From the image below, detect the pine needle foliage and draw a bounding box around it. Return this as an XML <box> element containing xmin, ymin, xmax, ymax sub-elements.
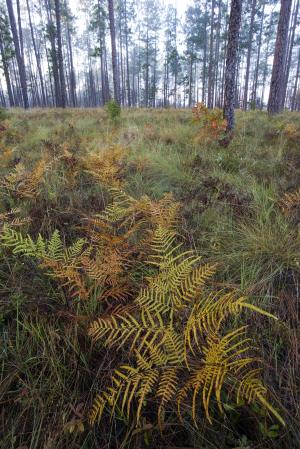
<box><xmin>89</xmin><ymin>226</ymin><xmax>284</xmax><ymax>429</ymax></box>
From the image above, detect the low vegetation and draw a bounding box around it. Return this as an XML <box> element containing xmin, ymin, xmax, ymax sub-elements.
<box><xmin>0</xmin><ymin>107</ymin><xmax>299</xmax><ymax>449</ymax></box>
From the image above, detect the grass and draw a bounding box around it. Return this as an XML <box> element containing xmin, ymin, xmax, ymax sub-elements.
<box><xmin>0</xmin><ymin>107</ymin><xmax>299</xmax><ymax>448</ymax></box>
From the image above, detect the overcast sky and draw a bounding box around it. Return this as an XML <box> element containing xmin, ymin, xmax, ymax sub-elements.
<box><xmin>69</xmin><ymin>0</ymin><xmax>192</xmax><ymax>25</ymax></box>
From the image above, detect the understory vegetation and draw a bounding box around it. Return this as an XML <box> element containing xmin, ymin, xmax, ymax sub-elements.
<box><xmin>0</xmin><ymin>107</ymin><xmax>299</xmax><ymax>449</ymax></box>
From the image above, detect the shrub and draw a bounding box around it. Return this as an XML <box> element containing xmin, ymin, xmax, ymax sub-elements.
<box><xmin>0</xmin><ymin>107</ymin><xmax>8</xmax><ymax>121</ymax></box>
<box><xmin>192</xmin><ymin>102</ymin><xmax>227</xmax><ymax>143</ymax></box>
<box><xmin>106</xmin><ymin>100</ymin><xmax>121</xmax><ymax>121</ymax></box>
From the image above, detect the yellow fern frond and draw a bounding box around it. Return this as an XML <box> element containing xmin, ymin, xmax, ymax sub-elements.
<box><xmin>185</xmin><ymin>291</ymin><xmax>277</xmax><ymax>356</ymax></box>
<box><xmin>179</xmin><ymin>327</ymin><xmax>253</xmax><ymax>423</ymax></box>
<box><xmin>157</xmin><ymin>368</ymin><xmax>179</xmax><ymax>431</ymax></box>
<box><xmin>88</xmin><ymin>306</ymin><xmax>165</xmax><ymax>353</ymax></box>
<box><xmin>279</xmin><ymin>188</ymin><xmax>300</xmax><ymax>215</ymax></box>
<box><xmin>0</xmin><ymin>160</ymin><xmax>46</xmax><ymax>199</ymax></box>
<box><xmin>236</xmin><ymin>368</ymin><xmax>285</xmax><ymax>426</ymax></box>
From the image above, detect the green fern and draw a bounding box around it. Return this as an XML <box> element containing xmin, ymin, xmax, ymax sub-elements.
<box><xmin>1</xmin><ymin>227</ymin><xmax>90</xmax><ymax>299</ymax></box>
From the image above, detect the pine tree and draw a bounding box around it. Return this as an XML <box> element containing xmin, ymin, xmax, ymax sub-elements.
<box><xmin>267</xmin><ymin>0</ymin><xmax>292</xmax><ymax>115</ymax></box>
<box><xmin>223</xmin><ymin>0</ymin><xmax>242</xmax><ymax>132</ymax></box>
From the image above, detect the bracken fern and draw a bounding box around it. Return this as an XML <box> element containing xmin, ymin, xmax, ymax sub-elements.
<box><xmin>88</xmin><ymin>226</ymin><xmax>284</xmax><ymax>429</ymax></box>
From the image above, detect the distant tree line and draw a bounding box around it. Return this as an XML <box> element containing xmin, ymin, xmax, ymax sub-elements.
<box><xmin>0</xmin><ymin>0</ymin><xmax>299</xmax><ymax>114</ymax></box>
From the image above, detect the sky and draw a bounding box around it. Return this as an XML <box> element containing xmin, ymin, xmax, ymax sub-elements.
<box><xmin>69</xmin><ymin>0</ymin><xmax>192</xmax><ymax>26</ymax></box>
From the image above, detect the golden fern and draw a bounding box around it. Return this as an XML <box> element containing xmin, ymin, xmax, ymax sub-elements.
<box><xmin>84</xmin><ymin>145</ymin><xmax>127</xmax><ymax>188</ymax></box>
<box><xmin>1</xmin><ymin>227</ymin><xmax>90</xmax><ymax>299</ymax></box>
<box><xmin>0</xmin><ymin>208</ymin><xmax>31</xmax><ymax>229</ymax></box>
<box><xmin>279</xmin><ymin>188</ymin><xmax>300</xmax><ymax>215</ymax></box>
<box><xmin>0</xmin><ymin>160</ymin><xmax>46</xmax><ymax>199</ymax></box>
<box><xmin>89</xmin><ymin>227</ymin><xmax>283</xmax><ymax>428</ymax></box>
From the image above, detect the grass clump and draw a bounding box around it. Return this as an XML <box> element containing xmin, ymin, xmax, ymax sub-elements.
<box><xmin>0</xmin><ymin>107</ymin><xmax>300</xmax><ymax>449</ymax></box>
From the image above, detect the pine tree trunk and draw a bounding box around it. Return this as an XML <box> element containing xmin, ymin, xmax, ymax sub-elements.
<box><xmin>26</xmin><ymin>0</ymin><xmax>46</xmax><ymax>106</ymax></box>
<box><xmin>188</xmin><ymin>52</ymin><xmax>193</xmax><ymax>108</ymax></box>
<box><xmin>108</xmin><ymin>0</ymin><xmax>120</xmax><ymax>104</ymax></box>
<box><xmin>66</xmin><ymin>22</ymin><xmax>76</xmax><ymax>107</ymax></box>
<box><xmin>243</xmin><ymin>0</ymin><xmax>256</xmax><ymax>110</ymax></box>
<box><xmin>6</xmin><ymin>0</ymin><xmax>29</xmax><ymax>108</ymax></box>
<box><xmin>267</xmin><ymin>0</ymin><xmax>292</xmax><ymax>115</ymax></box>
<box><xmin>223</xmin><ymin>0</ymin><xmax>242</xmax><ymax>132</ymax></box>
<box><xmin>207</xmin><ymin>0</ymin><xmax>216</xmax><ymax>108</ymax></box>
<box><xmin>124</xmin><ymin>0</ymin><xmax>131</xmax><ymax>107</ymax></box>
<box><xmin>145</xmin><ymin>28</ymin><xmax>149</xmax><ymax>107</ymax></box>
<box><xmin>291</xmin><ymin>48</ymin><xmax>300</xmax><ymax>111</ymax></box>
<box><xmin>251</xmin><ymin>0</ymin><xmax>265</xmax><ymax>107</ymax></box>
<box><xmin>54</xmin><ymin>0</ymin><xmax>66</xmax><ymax>107</ymax></box>
<box><xmin>0</xmin><ymin>39</ymin><xmax>15</xmax><ymax>106</ymax></box>
<box><xmin>282</xmin><ymin>0</ymin><xmax>299</xmax><ymax>109</ymax></box>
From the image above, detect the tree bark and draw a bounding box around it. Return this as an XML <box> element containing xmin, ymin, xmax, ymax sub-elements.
<box><xmin>207</xmin><ymin>0</ymin><xmax>216</xmax><ymax>108</ymax></box>
<box><xmin>267</xmin><ymin>0</ymin><xmax>292</xmax><ymax>115</ymax></box>
<box><xmin>223</xmin><ymin>0</ymin><xmax>242</xmax><ymax>132</ymax></box>
<box><xmin>243</xmin><ymin>0</ymin><xmax>257</xmax><ymax>110</ymax></box>
<box><xmin>251</xmin><ymin>0</ymin><xmax>265</xmax><ymax>107</ymax></box>
<box><xmin>108</xmin><ymin>0</ymin><xmax>120</xmax><ymax>104</ymax></box>
<box><xmin>26</xmin><ymin>0</ymin><xmax>46</xmax><ymax>106</ymax></box>
<box><xmin>54</xmin><ymin>0</ymin><xmax>66</xmax><ymax>107</ymax></box>
<box><xmin>282</xmin><ymin>0</ymin><xmax>299</xmax><ymax>108</ymax></box>
<box><xmin>124</xmin><ymin>0</ymin><xmax>131</xmax><ymax>106</ymax></box>
<box><xmin>291</xmin><ymin>48</ymin><xmax>300</xmax><ymax>111</ymax></box>
<box><xmin>6</xmin><ymin>0</ymin><xmax>29</xmax><ymax>108</ymax></box>
<box><xmin>0</xmin><ymin>39</ymin><xmax>15</xmax><ymax>106</ymax></box>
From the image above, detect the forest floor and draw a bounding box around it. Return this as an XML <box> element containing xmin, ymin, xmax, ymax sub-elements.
<box><xmin>0</xmin><ymin>107</ymin><xmax>299</xmax><ymax>449</ymax></box>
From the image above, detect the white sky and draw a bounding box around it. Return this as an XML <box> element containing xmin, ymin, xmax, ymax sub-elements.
<box><xmin>68</xmin><ymin>0</ymin><xmax>192</xmax><ymax>26</ymax></box>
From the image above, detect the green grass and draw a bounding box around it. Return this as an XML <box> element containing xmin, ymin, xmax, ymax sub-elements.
<box><xmin>0</xmin><ymin>107</ymin><xmax>300</xmax><ymax>448</ymax></box>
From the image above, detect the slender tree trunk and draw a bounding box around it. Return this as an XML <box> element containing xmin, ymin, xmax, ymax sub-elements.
<box><xmin>267</xmin><ymin>0</ymin><xmax>292</xmax><ymax>115</ymax></box>
<box><xmin>282</xmin><ymin>0</ymin><xmax>299</xmax><ymax>108</ymax></box>
<box><xmin>0</xmin><ymin>39</ymin><xmax>15</xmax><ymax>106</ymax></box>
<box><xmin>145</xmin><ymin>28</ymin><xmax>149</xmax><ymax>107</ymax></box>
<box><xmin>202</xmin><ymin>2</ymin><xmax>208</xmax><ymax>103</ymax></box>
<box><xmin>108</xmin><ymin>0</ymin><xmax>120</xmax><ymax>104</ymax></box>
<box><xmin>223</xmin><ymin>0</ymin><xmax>242</xmax><ymax>132</ymax></box>
<box><xmin>243</xmin><ymin>0</ymin><xmax>257</xmax><ymax>110</ymax></box>
<box><xmin>45</xmin><ymin>0</ymin><xmax>60</xmax><ymax>106</ymax></box>
<box><xmin>214</xmin><ymin>0</ymin><xmax>222</xmax><ymax>107</ymax></box>
<box><xmin>188</xmin><ymin>52</ymin><xmax>193</xmax><ymax>108</ymax></box>
<box><xmin>66</xmin><ymin>22</ymin><xmax>76</xmax><ymax>107</ymax></box>
<box><xmin>16</xmin><ymin>0</ymin><xmax>24</xmax><ymax>60</ymax></box>
<box><xmin>251</xmin><ymin>0</ymin><xmax>265</xmax><ymax>107</ymax></box>
<box><xmin>291</xmin><ymin>48</ymin><xmax>300</xmax><ymax>111</ymax></box>
<box><xmin>124</xmin><ymin>0</ymin><xmax>131</xmax><ymax>107</ymax></box>
<box><xmin>6</xmin><ymin>0</ymin><xmax>29</xmax><ymax>108</ymax></box>
<box><xmin>54</xmin><ymin>0</ymin><xmax>66</xmax><ymax>107</ymax></box>
<box><xmin>207</xmin><ymin>0</ymin><xmax>216</xmax><ymax>108</ymax></box>
<box><xmin>26</xmin><ymin>0</ymin><xmax>46</xmax><ymax>106</ymax></box>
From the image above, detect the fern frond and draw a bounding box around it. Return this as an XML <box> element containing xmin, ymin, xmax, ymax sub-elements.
<box><xmin>64</xmin><ymin>238</ymin><xmax>87</xmax><ymax>262</ymax></box>
<box><xmin>1</xmin><ymin>226</ymin><xmax>39</xmax><ymax>257</ymax></box>
<box><xmin>237</xmin><ymin>369</ymin><xmax>285</xmax><ymax>426</ymax></box>
<box><xmin>1</xmin><ymin>227</ymin><xmax>89</xmax><ymax>299</ymax></box>
<box><xmin>47</xmin><ymin>230</ymin><xmax>64</xmax><ymax>261</ymax></box>
<box><xmin>0</xmin><ymin>160</ymin><xmax>46</xmax><ymax>198</ymax></box>
<box><xmin>185</xmin><ymin>291</ymin><xmax>277</xmax><ymax>355</ymax></box>
<box><xmin>88</xmin><ymin>306</ymin><xmax>166</xmax><ymax>353</ymax></box>
<box><xmin>136</xmin><ymin>287</ymin><xmax>170</xmax><ymax>314</ymax></box>
<box><xmin>157</xmin><ymin>368</ymin><xmax>179</xmax><ymax>431</ymax></box>
<box><xmin>279</xmin><ymin>188</ymin><xmax>300</xmax><ymax>214</ymax></box>
<box><xmin>179</xmin><ymin>327</ymin><xmax>253</xmax><ymax>423</ymax></box>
